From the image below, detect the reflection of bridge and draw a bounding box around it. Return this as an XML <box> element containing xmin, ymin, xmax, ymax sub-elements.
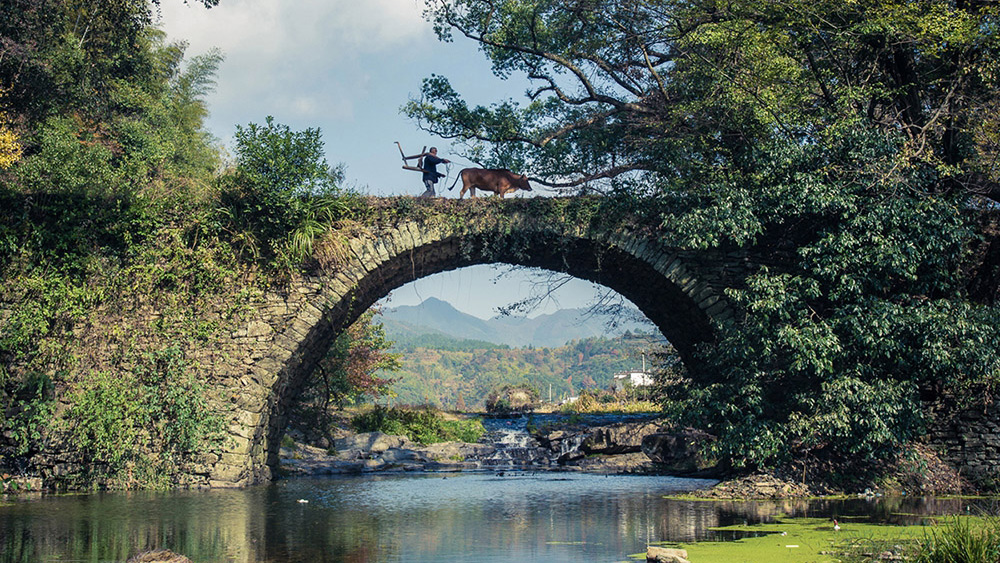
<box><xmin>209</xmin><ymin>197</ymin><xmax>768</xmax><ymax>486</ymax></box>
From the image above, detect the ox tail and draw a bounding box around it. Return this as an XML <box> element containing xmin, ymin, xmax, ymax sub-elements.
<box><xmin>447</xmin><ymin>169</ymin><xmax>463</xmax><ymax>191</ymax></box>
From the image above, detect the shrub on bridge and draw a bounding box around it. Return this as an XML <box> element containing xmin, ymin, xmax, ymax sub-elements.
<box><xmin>217</xmin><ymin>116</ymin><xmax>358</xmax><ymax>269</ymax></box>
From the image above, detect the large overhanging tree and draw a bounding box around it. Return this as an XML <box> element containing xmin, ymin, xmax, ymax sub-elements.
<box><xmin>409</xmin><ymin>0</ymin><xmax>1000</xmax><ymax>474</ymax></box>
<box><xmin>409</xmin><ymin>0</ymin><xmax>1000</xmax><ymax>197</ymax></box>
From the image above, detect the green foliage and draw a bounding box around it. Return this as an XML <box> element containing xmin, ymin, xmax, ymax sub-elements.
<box><xmin>232</xmin><ymin>116</ymin><xmax>341</xmax><ymax>197</ymax></box>
<box><xmin>415</xmin><ymin>0</ymin><xmax>1000</xmax><ymax>472</ymax></box>
<box><xmin>218</xmin><ymin>116</ymin><xmax>355</xmax><ymax>265</ymax></box>
<box><xmin>661</xmin><ymin>131</ymin><xmax>1000</xmax><ymax>470</ymax></box>
<box><xmin>351</xmin><ymin>405</ymin><xmax>485</xmax><ymax>445</ymax></box>
<box><xmin>0</xmin><ymin>14</ymin><xmax>236</xmax><ymax>482</ymax></box>
<box><xmin>386</xmin><ymin>334</ymin><xmax>661</xmax><ymax>409</ymax></box>
<box><xmin>66</xmin><ymin>347</ymin><xmax>223</xmax><ymax>488</ymax></box>
<box><xmin>0</xmin><ymin>372</ymin><xmax>54</xmax><ymax>457</ymax></box>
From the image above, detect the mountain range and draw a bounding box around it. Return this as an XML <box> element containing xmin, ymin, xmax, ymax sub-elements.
<box><xmin>380</xmin><ymin>297</ymin><xmax>653</xmax><ymax>348</ymax></box>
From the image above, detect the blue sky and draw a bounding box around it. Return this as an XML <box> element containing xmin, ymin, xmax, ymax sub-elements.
<box><xmin>156</xmin><ymin>0</ymin><xmax>628</xmax><ymax>320</ymax></box>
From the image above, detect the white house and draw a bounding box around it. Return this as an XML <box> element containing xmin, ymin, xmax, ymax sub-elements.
<box><xmin>611</xmin><ymin>371</ymin><xmax>654</xmax><ymax>392</ymax></box>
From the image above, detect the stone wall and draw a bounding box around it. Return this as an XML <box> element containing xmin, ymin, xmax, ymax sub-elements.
<box><xmin>925</xmin><ymin>395</ymin><xmax>1000</xmax><ymax>488</ymax></box>
<box><xmin>196</xmin><ymin>203</ymin><xmax>745</xmax><ymax>487</ymax></box>
<box><xmin>19</xmin><ymin>198</ymin><xmax>750</xmax><ymax>488</ymax></box>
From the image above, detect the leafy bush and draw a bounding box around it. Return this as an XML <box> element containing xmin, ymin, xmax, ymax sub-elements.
<box><xmin>351</xmin><ymin>405</ymin><xmax>485</xmax><ymax>445</ymax></box>
<box><xmin>485</xmin><ymin>385</ymin><xmax>540</xmax><ymax>414</ymax></box>
<box><xmin>66</xmin><ymin>347</ymin><xmax>223</xmax><ymax>488</ymax></box>
<box><xmin>218</xmin><ymin>116</ymin><xmax>355</xmax><ymax>267</ymax></box>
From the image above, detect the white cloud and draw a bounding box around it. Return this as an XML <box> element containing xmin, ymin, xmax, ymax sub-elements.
<box><xmin>157</xmin><ymin>0</ymin><xmax>431</xmax><ymax>60</ymax></box>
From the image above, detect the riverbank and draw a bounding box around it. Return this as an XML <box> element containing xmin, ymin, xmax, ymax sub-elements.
<box><xmin>279</xmin><ymin>413</ymin><xmax>680</xmax><ymax>476</ymax></box>
<box><xmin>281</xmin><ymin>411</ymin><xmax>979</xmax><ymax>501</ymax></box>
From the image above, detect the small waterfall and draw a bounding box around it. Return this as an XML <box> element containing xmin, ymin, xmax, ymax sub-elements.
<box><xmin>557</xmin><ymin>432</ymin><xmax>588</xmax><ymax>463</ymax></box>
<box><xmin>477</xmin><ymin>421</ymin><xmax>546</xmax><ymax>468</ymax></box>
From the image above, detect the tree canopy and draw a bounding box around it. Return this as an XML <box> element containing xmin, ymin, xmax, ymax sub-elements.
<box><xmin>410</xmin><ymin>0</ymin><xmax>1000</xmax><ymax>473</ymax></box>
<box><xmin>409</xmin><ymin>0</ymin><xmax>1000</xmax><ymax>198</ymax></box>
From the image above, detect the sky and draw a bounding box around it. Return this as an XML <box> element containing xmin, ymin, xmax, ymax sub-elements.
<box><xmin>155</xmin><ymin>0</ymin><xmax>627</xmax><ymax>320</ymax></box>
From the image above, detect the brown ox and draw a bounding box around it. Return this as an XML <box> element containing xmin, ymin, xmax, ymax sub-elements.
<box><xmin>448</xmin><ymin>168</ymin><xmax>532</xmax><ymax>199</ymax></box>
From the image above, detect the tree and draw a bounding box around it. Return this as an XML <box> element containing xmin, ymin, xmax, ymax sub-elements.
<box><xmin>411</xmin><ymin>0</ymin><xmax>1000</xmax><ymax>473</ymax></box>
<box><xmin>410</xmin><ymin>0</ymin><xmax>1000</xmax><ymax>198</ymax></box>
<box><xmin>220</xmin><ymin>116</ymin><xmax>350</xmax><ymax>263</ymax></box>
<box><xmin>290</xmin><ymin>310</ymin><xmax>401</xmax><ymax>442</ymax></box>
<box><xmin>317</xmin><ymin>310</ymin><xmax>401</xmax><ymax>407</ymax></box>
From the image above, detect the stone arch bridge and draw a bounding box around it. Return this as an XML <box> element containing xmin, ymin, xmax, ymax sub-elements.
<box><xmin>204</xmin><ymin>197</ymin><xmax>760</xmax><ymax>486</ymax></box>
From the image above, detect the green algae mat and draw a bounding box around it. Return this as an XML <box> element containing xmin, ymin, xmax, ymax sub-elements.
<box><xmin>631</xmin><ymin>516</ymin><xmax>947</xmax><ymax>562</ymax></box>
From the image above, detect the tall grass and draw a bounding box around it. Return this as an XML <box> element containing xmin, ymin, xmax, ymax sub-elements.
<box><xmin>840</xmin><ymin>516</ymin><xmax>1000</xmax><ymax>563</ymax></box>
<box><xmin>915</xmin><ymin>516</ymin><xmax>1000</xmax><ymax>563</ymax></box>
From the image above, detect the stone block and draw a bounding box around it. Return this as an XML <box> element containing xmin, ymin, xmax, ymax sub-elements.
<box><xmin>210</xmin><ymin>462</ymin><xmax>245</xmax><ymax>483</ymax></box>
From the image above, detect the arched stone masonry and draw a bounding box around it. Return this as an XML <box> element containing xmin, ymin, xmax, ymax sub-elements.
<box><xmin>206</xmin><ymin>207</ymin><xmax>742</xmax><ymax>486</ymax></box>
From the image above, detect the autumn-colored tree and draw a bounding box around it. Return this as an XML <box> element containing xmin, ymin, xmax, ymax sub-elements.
<box><xmin>0</xmin><ymin>105</ymin><xmax>21</xmax><ymax>169</ymax></box>
<box><xmin>313</xmin><ymin>310</ymin><xmax>401</xmax><ymax>409</ymax></box>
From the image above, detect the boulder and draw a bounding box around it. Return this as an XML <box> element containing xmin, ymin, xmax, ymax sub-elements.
<box><xmin>333</xmin><ymin>432</ymin><xmax>411</xmax><ymax>454</ymax></box>
<box><xmin>582</xmin><ymin>421</ymin><xmax>664</xmax><ymax>455</ymax></box>
<box><xmin>641</xmin><ymin>428</ymin><xmax>717</xmax><ymax>474</ymax></box>
<box><xmin>646</xmin><ymin>546</ymin><xmax>690</xmax><ymax>563</ymax></box>
<box><xmin>379</xmin><ymin>448</ymin><xmax>428</xmax><ymax>464</ymax></box>
<box><xmin>416</xmin><ymin>441</ymin><xmax>496</xmax><ymax>461</ymax></box>
<box><xmin>568</xmin><ymin>452</ymin><xmax>654</xmax><ymax>473</ymax></box>
<box><xmin>694</xmin><ymin>473</ymin><xmax>811</xmax><ymax>499</ymax></box>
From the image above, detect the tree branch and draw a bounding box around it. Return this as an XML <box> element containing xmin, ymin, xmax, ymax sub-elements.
<box><xmin>528</xmin><ymin>164</ymin><xmax>647</xmax><ymax>188</ymax></box>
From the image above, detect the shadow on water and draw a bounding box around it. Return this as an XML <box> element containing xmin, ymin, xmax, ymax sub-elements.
<box><xmin>0</xmin><ymin>474</ymin><xmax>995</xmax><ymax>562</ymax></box>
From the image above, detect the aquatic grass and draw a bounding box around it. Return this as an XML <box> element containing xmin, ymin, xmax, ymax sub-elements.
<box><xmin>632</xmin><ymin>515</ymin><xmax>1000</xmax><ymax>563</ymax></box>
<box><xmin>911</xmin><ymin>515</ymin><xmax>1000</xmax><ymax>563</ymax></box>
<box><xmin>631</xmin><ymin>517</ymin><xmax>938</xmax><ymax>563</ymax></box>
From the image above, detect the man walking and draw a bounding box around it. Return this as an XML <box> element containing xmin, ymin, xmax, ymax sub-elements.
<box><xmin>419</xmin><ymin>147</ymin><xmax>449</xmax><ymax>197</ymax></box>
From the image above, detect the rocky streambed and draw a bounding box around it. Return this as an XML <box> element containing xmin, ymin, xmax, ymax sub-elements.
<box><xmin>279</xmin><ymin>414</ymin><xmax>719</xmax><ymax>478</ymax></box>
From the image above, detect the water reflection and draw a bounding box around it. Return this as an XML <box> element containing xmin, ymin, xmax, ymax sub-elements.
<box><xmin>0</xmin><ymin>474</ymin><xmax>993</xmax><ymax>563</ymax></box>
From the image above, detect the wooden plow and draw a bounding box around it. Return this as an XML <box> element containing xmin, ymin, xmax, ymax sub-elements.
<box><xmin>395</xmin><ymin>142</ymin><xmax>427</xmax><ymax>173</ymax></box>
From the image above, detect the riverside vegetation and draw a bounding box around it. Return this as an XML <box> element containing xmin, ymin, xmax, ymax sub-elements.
<box><xmin>384</xmin><ymin>330</ymin><xmax>669</xmax><ymax>409</ymax></box>
<box><xmin>1</xmin><ymin>0</ymin><xmax>1000</xmax><ymax>508</ymax></box>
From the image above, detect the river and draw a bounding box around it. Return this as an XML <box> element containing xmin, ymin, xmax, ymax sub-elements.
<box><xmin>1</xmin><ymin>471</ymin><xmax>993</xmax><ymax>562</ymax></box>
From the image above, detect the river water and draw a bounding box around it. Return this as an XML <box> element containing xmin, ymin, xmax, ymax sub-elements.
<box><xmin>1</xmin><ymin>471</ymin><xmax>993</xmax><ymax>563</ymax></box>
<box><xmin>0</xmin><ymin>415</ymin><xmax>991</xmax><ymax>562</ymax></box>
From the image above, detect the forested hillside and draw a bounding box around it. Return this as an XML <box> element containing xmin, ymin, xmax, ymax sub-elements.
<box><xmin>382</xmin><ymin>296</ymin><xmax>652</xmax><ymax>347</ymax></box>
<box><xmin>385</xmin><ymin>332</ymin><xmax>665</xmax><ymax>409</ymax></box>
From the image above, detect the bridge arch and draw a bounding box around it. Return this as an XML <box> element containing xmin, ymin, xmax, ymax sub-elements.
<box><xmin>214</xmin><ymin>202</ymin><xmax>738</xmax><ymax>486</ymax></box>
